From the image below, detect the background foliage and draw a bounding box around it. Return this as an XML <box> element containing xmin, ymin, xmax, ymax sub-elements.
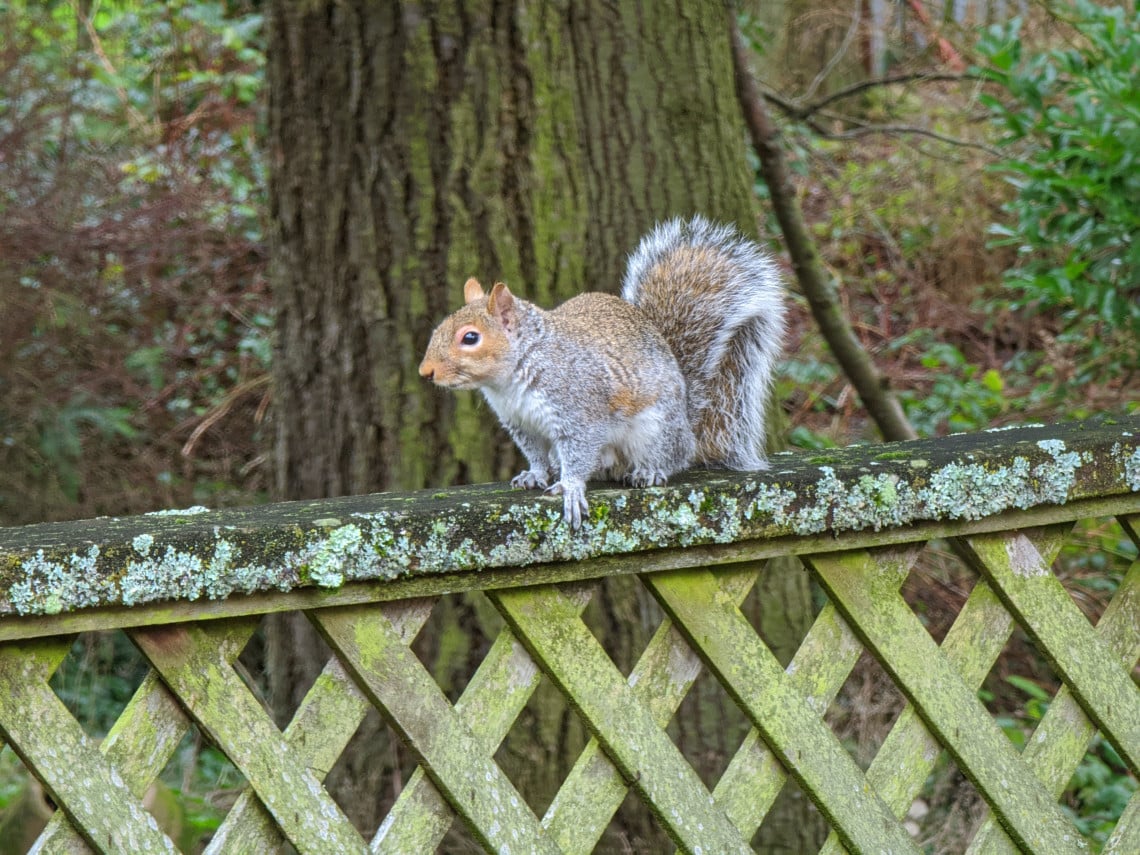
<box><xmin>980</xmin><ymin>0</ymin><xmax>1140</xmax><ymax>391</ymax></box>
<box><xmin>0</xmin><ymin>0</ymin><xmax>268</xmax><ymax>526</ymax></box>
<box><xmin>0</xmin><ymin>0</ymin><xmax>1136</xmax><ymax>850</ymax></box>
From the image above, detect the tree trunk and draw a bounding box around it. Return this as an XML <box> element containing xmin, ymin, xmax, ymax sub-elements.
<box><xmin>265</xmin><ymin>0</ymin><xmax>816</xmax><ymax>846</ymax></box>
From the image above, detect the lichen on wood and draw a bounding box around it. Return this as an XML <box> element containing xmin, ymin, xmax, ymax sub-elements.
<box><xmin>0</xmin><ymin>416</ymin><xmax>1137</xmax><ymax>620</ymax></box>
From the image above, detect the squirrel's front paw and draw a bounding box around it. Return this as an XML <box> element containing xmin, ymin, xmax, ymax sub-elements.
<box><xmin>546</xmin><ymin>479</ymin><xmax>588</xmax><ymax>529</ymax></box>
<box><xmin>511</xmin><ymin>469</ymin><xmax>550</xmax><ymax>490</ymax></box>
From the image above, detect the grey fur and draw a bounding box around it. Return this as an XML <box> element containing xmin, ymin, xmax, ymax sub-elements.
<box><xmin>622</xmin><ymin>215</ymin><xmax>785</xmax><ymax>470</ymax></box>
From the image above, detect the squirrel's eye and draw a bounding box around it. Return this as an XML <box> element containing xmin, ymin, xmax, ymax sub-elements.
<box><xmin>461</xmin><ymin>330</ymin><xmax>480</xmax><ymax>346</ymax></box>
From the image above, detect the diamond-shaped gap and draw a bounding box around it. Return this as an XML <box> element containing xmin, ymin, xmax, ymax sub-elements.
<box><xmin>322</xmin><ymin>704</ymin><xmax>420</xmax><ymax>839</ymax></box>
<box><xmin>908</xmin><ymin>752</ymin><xmax>989</xmax><ymax>852</ymax></box>
<box><xmin>435</xmin><ymin>815</ymin><xmax>489</xmax><ymax>853</ymax></box>
<box><xmin>259</xmin><ymin>610</ymin><xmax>335</xmax><ymax>727</ymax></box>
<box><xmin>1049</xmin><ymin>516</ymin><xmax>1133</xmax><ymax>626</ymax></box>
<box><xmin>665</xmin><ymin>655</ymin><xmax>751</xmax><ymax>793</ymax></box>
<box><xmin>48</xmin><ymin>629</ymin><xmax>150</xmax><ymax>738</ymax></box>
<box><xmin>491</xmin><ymin>657</ymin><xmax>590</xmax><ymax>821</ymax></box>
<box><xmin>900</xmin><ymin>538</ymin><xmax>975</xmax><ymax>645</ymax></box>
<box><xmin>596</xmin><ymin>786</ymin><xmax>677</xmax><ymax>853</ymax></box>
<box><xmin>237</xmin><ymin>611</ymin><xmax>412</xmax><ymax>839</ymax></box>
<box><xmin>971</xmin><ymin>623</ymin><xmax>1127</xmax><ymax>845</ymax></box>
<box><xmin>585</xmin><ymin>574</ymin><xmax>751</xmax><ymax>819</ymax></box>
<box><xmin>579</xmin><ymin>575</ymin><xmax>662</xmax><ymax>678</ymax></box>
<box><xmin>739</xmin><ymin>555</ymin><xmax>811</xmax><ymax>668</ymax></box>
<box><xmin>751</xmin><ymin>774</ymin><xmax>830</xmax><ymax>852</ymax></box>
<box><xmin>1060</xmin><ymin>731</ymin><xmax>1137</xmax><ymax>850</ymax></box>
<box><xmin>843</xmin><ymin>540</ymin><xmax>979</xmax><ymax>766</ymax></box>
<box><xmin>152</xmin><ymin>720</ymin><xmax>247</xmax><ymax>851</ymax></box>
<box><xmin>823</xmin><ymin>646</ymin><xmax>909</xmax><ymax>771</ymax></box>
<box><xmin>973</xmin><ymin>625</ymin><xmax>1126</xmax><ymax>850</ymax></box>
<box><xmin>410</xmin><ymin>590</ymin><xmax>494</xmax><ymax>705</ymax></box>
<box><xmin>978</xmin><ymin>624</ymin><xmax>1063</xmax><ymax>755</ymax></box>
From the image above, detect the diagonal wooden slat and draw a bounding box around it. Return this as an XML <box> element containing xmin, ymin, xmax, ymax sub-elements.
<box><xmin>646</xmin><ymin>567</ymin><xmax>923</xmax><ymax>855</ymax></box>
<box><xmin>1100</xmin><ymin>519</ymin><xmax>1140</xmax><ymax>855</ymax></box>
<box><xmin>707</xmin><ymin>546</ymin><xmax>919</xmax><ymax>843</ymax></box>
<box><xmin>814</xmin><ymin>527</ymin><xmax>1070</xmax><ymax>855</ymax></box>
<box><xmin>1103</xmin><ymin>790</ymin><xmax>1140</xmax><ymax>855</ymax></box>
<box><xmin>967</xmin><ymin>528</ymin><xmax>1140</xmax><ymax>854</ymax></box>
<box><xmin>370</xmin><ymin>594</ymin><xmax>571</xmax><ymax>854</ymax></box>
<box><xmin>808</xmin><ymin>542</ymin><xmax>1088</xmax><ymax>855</ymax></box>
<box><xmin>0</xmin><ymin>639</ymin><xmax>178</xmax><ymax>854</ymax></box>
<box><xmin>370</xmin><ymin>627</ymin><xmax>542</xmax><ymax>853</ymax></box>
<box><xmin>539</xmin><ymin>564</ymin><xmax>760</xmax><ymax>854</ymax></box>
<box><xmin>131</xmin><ymin>622</ymin><xmax>369</xmax><ymax>855</ymax></box>
<box><xmin>32</xmin><ymin>623</ymin><xmax>255</xmax><ymax>855</ymax></box>
<box><xmin>492</xmin><ymin>583</ymin><xmax>757</xmax><ymax>854</ymax></box>
<box><xmin>310</xmin><ymin>603</ymin><xmax>562</xmax><ymax>855</ymax></box>
<box><xmin>958</xmin><ymin>526</ymin><xmax>1140</xmax><ymax>774</ymax></box>
<box><xmin>205</xmin><ymin>600</ymin><xmax>432</xmax><ymax>854</ymax></box>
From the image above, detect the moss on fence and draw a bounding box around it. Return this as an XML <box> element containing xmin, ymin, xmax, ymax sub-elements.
<box><xmin>0</xmin><ymin>416</ymin><xmax>1137</xmax><ymax>622</ymax></box>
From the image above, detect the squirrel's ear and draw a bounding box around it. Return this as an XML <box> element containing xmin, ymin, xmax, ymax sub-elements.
<box><xmin>463</xmin><ymin>277</ymin><xmax>484</xmax><ymax>303</ymax></box>
<box><xmin>487</xmin><ymin>282</ymin><xmax>516</xmax><ymax>327</ymax></box>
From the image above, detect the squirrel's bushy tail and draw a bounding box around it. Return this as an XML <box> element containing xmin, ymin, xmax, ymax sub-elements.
<box><xmin>622</xmin><ymin>215</ymin><xmax>785</xmax><ymax>470</ymax></box>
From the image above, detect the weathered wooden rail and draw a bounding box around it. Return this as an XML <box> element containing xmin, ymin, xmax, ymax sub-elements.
<box><xmin>0</xmin><ymin>416</ymin><xmax>1138</xmax><ymax>853</ymax></box>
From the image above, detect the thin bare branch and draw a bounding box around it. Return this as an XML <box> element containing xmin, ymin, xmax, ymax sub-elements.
<box><xmin>823</xmin><ymin>120</ymin><xmax>1001</xmax><ymax>156</ymax></box>
<box><xmin>69</xmin><ymin>0</ymin><xmax>156</xmax><ymax>136</ymax></box>
<box><xmin>728</xmin><ymin>14</ymin><xmax>918</xmax><ymax>444</ymax></box>
<box><xmin>789</xmin><ymin>72</ymin><xmax>984</xmax><ymax>120</ymax></box>
<box><xmin>804</xmin><ymin>6</ymin><xmax>862</xmax><ymax>103</ymax></box>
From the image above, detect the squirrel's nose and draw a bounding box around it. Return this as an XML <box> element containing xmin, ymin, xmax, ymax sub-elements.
<box><xmin>418</xmin><ymin>360</ymin><xmax>434</xmax><ymax>381</ymax></box>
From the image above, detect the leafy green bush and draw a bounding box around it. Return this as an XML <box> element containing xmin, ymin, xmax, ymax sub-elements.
<box><xmin>978</xmin><ymin>1</ymin><xmax>1140</xmax><ymax>383</ymax></box>
<box><xmin>0</xmin><ymin>1</ymin><xmax>270</xmax><ymax>524</ymax></box>
<box><xmin>889</xmin><ymin>333</ymin><xmax>1008</xmax><ymax>435</ymax></box>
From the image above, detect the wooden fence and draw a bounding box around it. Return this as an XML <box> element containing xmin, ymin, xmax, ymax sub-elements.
<box><xmin>0</xmin><ymin>416</ymin><xmax>1138</xmax><ymax>853</ymax></box>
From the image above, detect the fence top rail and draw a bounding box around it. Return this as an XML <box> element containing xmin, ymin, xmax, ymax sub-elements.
<box><xmin>0</xmin><ymin>416</ymin><xmax>1137</xmax><ymax>637</ymax></box>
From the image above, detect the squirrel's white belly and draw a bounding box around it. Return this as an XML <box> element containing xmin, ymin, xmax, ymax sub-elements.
<box><xmin>483</xmin><ymin>376</ymin><xmax>690</xmax><ymax>483</ymax></box>
<box><xmin>604</xmin><ymin>402</ymin><xmax>675</xmax><ymax>474</ymax></box>
<box><xmin>481</xmin><ymin>383</ymin><xmax>559</xmax><ymax>441</ymax></box>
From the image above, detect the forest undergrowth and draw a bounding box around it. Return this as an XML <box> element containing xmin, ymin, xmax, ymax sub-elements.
<box><xmin>0</xmin><ymin>1</ymin><xmax>1136</xmax><ymax>851</ymax></box>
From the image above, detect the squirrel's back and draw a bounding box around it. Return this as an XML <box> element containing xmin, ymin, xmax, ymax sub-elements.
<box><xmin>622</xmin><ymin>215</ymin><xmax>785</xmax><ymax>470</ymax></box>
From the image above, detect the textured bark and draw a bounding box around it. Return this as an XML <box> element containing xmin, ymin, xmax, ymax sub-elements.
<box><xmin>265</xmin><ymin>0</ymin><xmax>808</xmax><ymax>843</ymax></box>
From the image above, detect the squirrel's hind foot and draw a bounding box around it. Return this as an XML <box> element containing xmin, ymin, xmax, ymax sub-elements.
<box><xmin>627</xmin><ymin>467</ymin><xmax>669</xmax><ymax>488</ymax></box>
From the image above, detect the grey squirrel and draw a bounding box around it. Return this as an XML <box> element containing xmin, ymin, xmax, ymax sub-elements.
<box><xmin>418</xmin><ymin>215</ymin><xmax>786</xmax><ymax>528</ymax></box>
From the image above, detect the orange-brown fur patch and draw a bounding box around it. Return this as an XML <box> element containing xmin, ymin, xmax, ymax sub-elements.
<box><xmin>610</xmin><ymin>387</ymin><xmax>658</xmax><ymax>417</ymax></box>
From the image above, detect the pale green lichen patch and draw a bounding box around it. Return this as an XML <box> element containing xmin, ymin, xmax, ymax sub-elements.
<box><xmin>121</xmin><ymin>538</ymin><xmax>285</xmax><ymax>606</ymax></box>
<box><xmin>144</xmin><ymin>505</ymin><xmax>210</xmax><ymax>517</ymax></box>
<box><xmin>1126</xmin><ymin>446</ymin><xmax>1140</xmax><ymax>492</ymax></box>
<box><xmin>1</xmin><ymin>416</ymin><xmax>1138</xmax><ymax>617</ymax></box>
<box><xmin>300</xmin><ymin>523</ymin><xmax>363</xmax><ymax>587</ymax></box>
<box><xmin>10</xmin><ymin>547</ymin><xmax>103</xmax><ymax>615</ymax></box>
<box><xmin>741</xmin><ymin>435</ymin><xmax>1092</xmax><ymax>535</ymax></box>
<box><xmin>748</xmin><ymin>482</ymin><xmax>797</xmax><ymax>525</ymax></box>
<box><xmin>132</xmin><ymin>534</ymin><xmax>154</xmax><ymax>557</ymax></box>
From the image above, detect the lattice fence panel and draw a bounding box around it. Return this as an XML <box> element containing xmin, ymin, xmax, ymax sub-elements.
<box><xmin>0</xmin><ymin>516</ymin><xmax>1135</xmax><ymax>853</ymax></box>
